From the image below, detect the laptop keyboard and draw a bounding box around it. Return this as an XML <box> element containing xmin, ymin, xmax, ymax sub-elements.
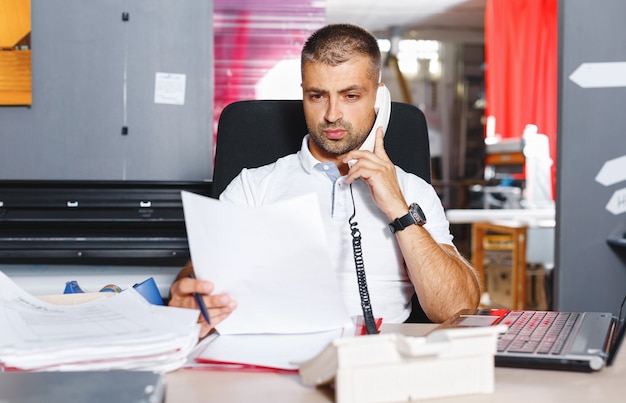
<box><xmin>497</xmin><ymin>311</ymin><xmax>580</xmax><ymax>354</ymax></box>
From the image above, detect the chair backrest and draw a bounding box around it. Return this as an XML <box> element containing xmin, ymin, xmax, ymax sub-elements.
<box><xmin>211</xmin><ymin>100</ymin><xmax>431</xmax><ymax>198</ymax></box>
<box><xmin>210</xmin><ymin>99</ymin><xmax>433</xmax><ymax>323</ymax></box>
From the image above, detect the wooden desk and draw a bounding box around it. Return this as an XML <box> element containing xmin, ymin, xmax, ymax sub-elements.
<box><xmin>166</xmin><ymin>323</ymin><xmax>626</xmax><ymax>402</ymax></box>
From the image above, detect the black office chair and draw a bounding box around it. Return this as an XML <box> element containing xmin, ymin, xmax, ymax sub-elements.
<box><xmin>211</xmin><ymin>100</ymin><xmax>432</xmax><ymax>323</ymax></box>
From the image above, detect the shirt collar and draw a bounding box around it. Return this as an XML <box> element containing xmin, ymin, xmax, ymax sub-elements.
<box><xmin>299</xmin><ymin>134</ymin><xmax>342</xmax><ymax>183</ymax></box>
<box><xmin>298</xmin><ymin>134</ymin><xmax>321</xmax><ymax>174</ymax></box>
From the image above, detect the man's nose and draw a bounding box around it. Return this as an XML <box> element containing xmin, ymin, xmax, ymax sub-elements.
<box><xmin>324</xmin><ymin>99</ymin><xmax>343</xmax><ymax>123</ymax></box>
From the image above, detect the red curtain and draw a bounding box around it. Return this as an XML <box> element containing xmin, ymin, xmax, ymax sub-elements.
<box><xmin>484</xmin><ymin>0</ymin><xmax>558</xmax><ymax>198</ymax></box>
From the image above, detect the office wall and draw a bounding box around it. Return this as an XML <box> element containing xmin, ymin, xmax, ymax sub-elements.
<box><xmin>556</xmin><ymin>0</ymin><xmax>626</xmax><ymax>314</ymax></box>
<box><xmin>0</xmin><ymin>0</ymin><xmax>214</xmax><ymax>181</ymax></box>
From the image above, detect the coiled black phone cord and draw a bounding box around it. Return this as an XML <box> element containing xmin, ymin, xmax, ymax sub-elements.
<box><xmin>348</xmin><ymin>184</ymin><xmax>378</xmax><ymax>335</ymax></box>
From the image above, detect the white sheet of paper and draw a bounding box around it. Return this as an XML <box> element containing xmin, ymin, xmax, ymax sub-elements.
<box><xmin>194</xmin><ymin>328</ymin><xmax>349</xmax><ymax>370</ymax></box>
<box><xmin>181</xmin><ymin>191</ymin><xmax>352</xmax><ymax>335</ymax></box>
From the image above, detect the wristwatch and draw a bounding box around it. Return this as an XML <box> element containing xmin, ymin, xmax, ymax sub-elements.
<box><xmin>388</xmin><ymin>202</ymin><xmax>426</xmax><ymax>234</ymax></box>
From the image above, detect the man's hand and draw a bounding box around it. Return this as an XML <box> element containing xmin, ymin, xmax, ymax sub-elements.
<box><xmin>343</xmin><ymin>127</ymin><xmax>409</xmax><ymax>221</ymax></box>
<box><xmin>168</xmin><ymin>273</ymin><xmax>237</xmax><ymax>338</ymax></box>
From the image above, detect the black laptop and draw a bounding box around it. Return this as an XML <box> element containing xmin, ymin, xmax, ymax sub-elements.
<box><xmin>435</xmin><ymin>296</ymin><xmax>626</xmax><ymax>372</ymax></box>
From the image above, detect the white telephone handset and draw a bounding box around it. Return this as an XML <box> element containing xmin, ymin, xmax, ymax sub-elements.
<box><xmin>348</xmin><ymin>84</ymin><xmax>391</xmax><ymax>168</ymax></box>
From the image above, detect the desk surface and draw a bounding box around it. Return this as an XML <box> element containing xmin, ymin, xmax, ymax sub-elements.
<box><xmin>166</xmin><ymin>323</ymin><xmax>625</xmax><ymax>402</ymax></box>
<box><xmin>446</xmin><ymin>208</ymin><xmax>555</xmax><ymax>228</ymax></box>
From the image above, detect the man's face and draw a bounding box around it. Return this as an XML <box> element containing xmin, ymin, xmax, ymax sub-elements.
<box><xmin>301</xmin><ymin>56</ymin><xmax>378</xmax><ymax>161</ymax></box>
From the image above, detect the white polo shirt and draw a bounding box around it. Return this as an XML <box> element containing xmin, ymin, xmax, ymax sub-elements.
<box><xmin>220</xmin><ymin>135</ymin><xmax>454</xmax><ymax>323</ymax></box>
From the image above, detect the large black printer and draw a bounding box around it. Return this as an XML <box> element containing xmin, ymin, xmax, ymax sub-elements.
<box><xmin>0</xmin><ymin>181</ymin><xmax>211</xmax><ymax>266</ymax></box>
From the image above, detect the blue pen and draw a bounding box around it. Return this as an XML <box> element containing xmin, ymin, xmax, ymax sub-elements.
<box><xmin>188</xmin><ymin>274</ymin><xmax>211</xmax><ymax>324</ymax></box>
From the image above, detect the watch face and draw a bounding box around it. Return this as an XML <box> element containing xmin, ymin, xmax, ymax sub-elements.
<box><xmin>409</xmin><ymin>203</ymin><xmax>426</xmax><ymax>224</ymax></box>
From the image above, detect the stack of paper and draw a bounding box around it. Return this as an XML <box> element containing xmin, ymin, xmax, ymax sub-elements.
<box><xmin>181</xmin><ymin>191</ymin><xmax>355</xmax><ymax>371</ymax></box>
<box><xmin>0</xmin><ymin>271</ymin><xmax>200</xmax><ymax>372</ymax></box>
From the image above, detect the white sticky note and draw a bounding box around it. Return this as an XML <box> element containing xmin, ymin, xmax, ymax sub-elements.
<box><xmin>154</xmin><ymin>72</ymin><xmax>186</xmax><ymax>105</ymax></box>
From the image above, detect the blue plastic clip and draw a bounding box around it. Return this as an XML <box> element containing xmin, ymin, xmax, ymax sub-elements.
<box><xmin>63</xmin><ymin>280</ymin><xmax>85</xmax><ymax>294</ymax></box>
<box><xmin>133</xmin><ymin>277</ymin><xmax>164</xmax><ymax>305</ymax></box>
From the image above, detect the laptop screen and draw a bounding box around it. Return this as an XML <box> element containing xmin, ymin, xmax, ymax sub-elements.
<box><xmin>607</xmin><ymin>295</ymin><xmax>626</xmax><ymax>365</ymax></box>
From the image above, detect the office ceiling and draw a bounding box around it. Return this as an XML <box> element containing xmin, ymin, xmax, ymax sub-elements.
<box><xmin>326</xmin><ymin>0</ymin><xmax>486</xmax><ymax>42</ymax></box>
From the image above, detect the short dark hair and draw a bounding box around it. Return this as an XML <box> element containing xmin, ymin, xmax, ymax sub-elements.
<box><xmin>301</xmin><ymin>23</ymin><xmax>382</xmax><ymax>85</ymax></box>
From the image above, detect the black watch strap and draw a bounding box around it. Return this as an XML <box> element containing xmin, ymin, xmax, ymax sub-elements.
<box><xmin>388</xmin><ymin>203</ymin><xmax>426</xmax><ymax>234</ymax></box>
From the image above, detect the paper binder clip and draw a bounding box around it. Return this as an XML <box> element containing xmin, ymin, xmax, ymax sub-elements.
<box><xmin>63</xmin><ymin>280</ymin><xmax>85</xmax><ymax>294</ymax></box>
<box><xmin>133</xmin><ymin>277</ymin><xmax>164</xmax><ymax>305</ymax></box>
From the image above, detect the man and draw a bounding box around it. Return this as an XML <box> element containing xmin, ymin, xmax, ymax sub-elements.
<box><xmin>168</xmin><ymin>24</ymin><xmax>480</xmax><ymax>338</ymax></box>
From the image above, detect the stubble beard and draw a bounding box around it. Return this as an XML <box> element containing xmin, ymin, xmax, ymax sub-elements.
<box><xmin>309</xmin><ymin>121</ymin><xmax>370</xmax><ymax>156</ymax></box>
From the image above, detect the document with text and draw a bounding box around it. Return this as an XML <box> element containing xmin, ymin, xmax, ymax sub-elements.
<box><xmin>182</xmin><ymin>191</ymin><xmax>355</xmax><ymax>370</ymax></box>
<box><xmin>182</xmin><ymin>191</ymin><xmax>352</xmax><ymax>335</ymax></box>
